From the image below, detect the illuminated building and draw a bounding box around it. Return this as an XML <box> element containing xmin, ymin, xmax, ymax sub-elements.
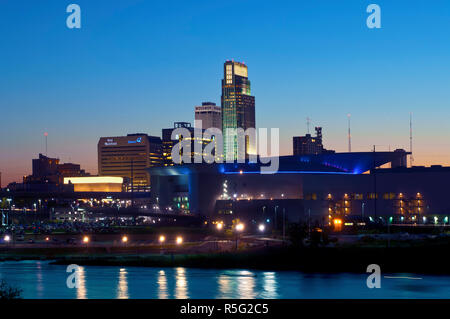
<box><xmin>221</xmin><ymin>61</ymin><xmax>255</xmax><ymax>161</ymax></box>
<box><xmin>147</xmin><ymin>151</ymin><xmax>450</xmax><ymax>225</ymax></box>
<box><xmin>64</xmin><ymin>176</ymin><xmax>124</xmax><ymax>192</ymax></box>
<box><xmin>195</xmin><ymin>102</ymin><xmax>222</xmax><ymax>131</ymax></box>
<box><xmin>162</xmin><ymin>122</ymin><xmax>213</xmax><ymax>166</ymax></box>
<box><xmin>97</xmin><ymin>134</ymin><xmax>162</xmax><ymax>191</ymax></box>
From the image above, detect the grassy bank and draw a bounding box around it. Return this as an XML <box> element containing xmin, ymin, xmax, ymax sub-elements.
<box><xmin>46</xmin><ymin>243</ymin><xmax>450</xmax><ymax>274</ymax></box>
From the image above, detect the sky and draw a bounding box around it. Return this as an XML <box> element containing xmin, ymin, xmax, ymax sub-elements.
<box><xmin>1</xmin><ymin>0</ymin><xmax>450</xmax><ymax>185</ymax></box>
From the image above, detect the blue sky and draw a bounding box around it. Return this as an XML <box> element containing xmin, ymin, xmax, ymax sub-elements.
<box><xmin>1</xmin><ymin>0</ymin><xmax>450</xmax><ymax>184</ymax></box>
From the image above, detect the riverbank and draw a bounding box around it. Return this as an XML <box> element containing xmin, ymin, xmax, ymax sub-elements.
<box><xmin>46</xmin><ymin>245</ymin><xmax>449</xmax><ymax>274</ymax></box>
<box><xmin>2</xmin><ymin>235</ymin><xmax>450</xmax><ymax>274</ymax></box>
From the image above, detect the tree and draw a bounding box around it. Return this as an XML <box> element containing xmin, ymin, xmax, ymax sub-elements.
<box><xmin>288</xmin><ymin>223</ymin><xmax>308</xmax><ymax>247</ymax></box>
<box><xmin>0</xmin><ymin>280</ymin><xmax>22</xmax><ymax>299</ymax></box>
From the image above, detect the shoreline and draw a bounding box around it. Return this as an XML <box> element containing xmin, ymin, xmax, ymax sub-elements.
<box><xmin>1</xmin><ymin>244</ymin><xmax>450</xmax><ymax>275</ymax></box>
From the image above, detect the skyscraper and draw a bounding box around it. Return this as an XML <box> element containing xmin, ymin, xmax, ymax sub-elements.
<box><xmin>221</xmin><ymin>61</ymin><xmax>255</xmax><ymax>161</ymax></box>
<box><xmin>194</xmin><ymin>102</ymin><xmax>222</xmax><ymax>131</ymax></box>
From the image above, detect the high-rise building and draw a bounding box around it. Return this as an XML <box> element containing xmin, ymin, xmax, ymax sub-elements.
<box><xmin>32</xmin><ymin>153</ymin><xmax>60</xmax><ymax>179</ymax></box>
<box><xmin>23</xmin><ymin>153</ymin><xmax>89</xmax><ymax>186</ymax></box>
<box><xmin>97</xmin><ymin>134</ymin><xmax>162</xmax><ymax>191</ymax></box>
<box><xmin>162</xmin><ymin>122</ymin><xmax>214</xmax><ymax>166</ymax></box>
<box><xmin>194</xmin><ymin>102</ymin><xmax>222</xmax><ymax>131</ymax></box>
<box><xmin>221</xmin><ymin>61</ymin><xmax>256</xmax><ymax>161</ymax></box>
<box><xmin>293</xmin><ymin>127</ymin><xmax>335</xmax><ymax>156</ymax></box>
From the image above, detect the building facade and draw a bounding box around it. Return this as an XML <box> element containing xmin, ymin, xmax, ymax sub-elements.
<box><xmin>293</xmin><ymin>127</ymin><xmax>335</xmax><ymax>156</ymax></box>
<box><xmin>146</xmin><ymin>151</ymin><xmax>450</xmax><ymax>229</ymax></box>
<box><xmin>162</xmin><ymin>122</ymin><xmax>214</xmax><ymax>166</ymax></box>
<box><xmin>221</xmin><ymin>61</ymin><xmax>256</xmax><ymax>161</ymax></box>
<box><xmin>97</xmin><ymin>134</ymin><xmax>162</xmax><ymax>191</ymax></box>
<box><xmin>195</xmin><ymin>102</ymin><xmax>222</xmax><ymax>131</ymax></box>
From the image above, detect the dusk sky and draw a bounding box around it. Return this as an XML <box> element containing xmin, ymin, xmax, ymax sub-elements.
<box><xmin>1</xmin><ymin>0</ymin><xmax>450</xmax><ymax>185</ymax></box>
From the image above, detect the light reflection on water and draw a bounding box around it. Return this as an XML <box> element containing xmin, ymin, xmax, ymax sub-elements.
<box><xmin>175</xmin><ymin>267</ymin><xmax>188</xmax><ymax>299</ymax></box>
<box><xmin>0</xmin><ymin>261</ymin><xmax>449</xmax><ymax>299</ymax></box>
<box><xmin>76</xmin><ymin>266</ymin><xmax>86</xmax><ymax>299</ymax></box>
<box><xmin>157</xmin><ymin>270</ymin><xmax>168</xmax><ymax>299</ymax></box>
<box><xmin>117</xmin><ymin>268</ymin><xmax>128</xmax><ymax>299</ymax></box>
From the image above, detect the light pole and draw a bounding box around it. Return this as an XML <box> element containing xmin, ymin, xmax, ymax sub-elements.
<box><xmin>235</xmin><ymin>223</ymin><xmax>244</xmax><ymax>250</ymax></box>
<box><xmin>362</xmin><ymin>202</ymin><xmax>365</xmax><ymax>219</ymax></box>
<box><xmin>159</xmin><ymin>235</ymin><xmax>165</xmax><ymax>254</ymax></box>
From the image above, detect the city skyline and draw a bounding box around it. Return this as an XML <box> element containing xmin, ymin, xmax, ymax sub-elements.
<box><xmin>2</xmin><ymin>0</ymin><xmax>450</xmax><ymax>185</ymax></box>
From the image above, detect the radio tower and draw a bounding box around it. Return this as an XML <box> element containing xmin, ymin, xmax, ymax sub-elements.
<box><xmin>44</xmin><ymin>132</ymin><xmax>48</xmax><ymax>156</ymax></box>
<box><xmin>410</xmin><ymin>113</ymin><xmax>413</xmax><ymax>167</ymax></box>
<box><xmin>306</xmin><ymin>117</ymin><xmax>311</xmax><ymax>134</ymax></box>
<box><xmin>347</xmin><ymin>114</ymin><xmax>351</xmax><ymax>152</ymax></box>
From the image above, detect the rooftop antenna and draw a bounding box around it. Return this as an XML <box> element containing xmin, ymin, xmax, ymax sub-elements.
<box><xmin>347</xmin><ymin>114</ymin><xmax>351</xmax><ymax>152</ymax></box>
<box><xmin>306</xmin><ymin>117</ymin><xmax>311</xmax><ymax>134</ymax></box>
<box><xmin>410</xmin><ymin>112</ymin><xmax>413</xmax><ymax>167</ymax></box>
<box><xmin>44</xmin><ymin>132</ymin><xmax>48</xmax><ymax>156</ymax></box>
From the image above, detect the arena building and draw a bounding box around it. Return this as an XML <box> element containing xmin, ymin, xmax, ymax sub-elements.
<box><xmin>148</xmin><ymin>150</ymin><xmax>450</xmax><ymax>226</ymax></box>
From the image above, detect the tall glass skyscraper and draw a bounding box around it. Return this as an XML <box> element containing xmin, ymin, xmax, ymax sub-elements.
<box><xmin>221</xmin><ymin>61</ymin><xmax>256</xmax><ymax>161</ymax></box>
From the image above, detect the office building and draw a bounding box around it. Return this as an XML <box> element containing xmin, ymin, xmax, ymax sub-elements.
<box><xmin>195</xmin><ymin>102</ymin><xmax>222</xmax><ymax>131</ymax></box>
<box><xmin>221</xmin><ymin>61</ymin><xmax>256</xmax><ymax>161</ymax></box>
<box><xmin>162</xmin><ymin>122</ymin><xmax>214</xmax><ymax>166</ymax></box>
<box><xmin>293</xmin><ymin>127</ymin><xmax>335</xmax><ymax>155</ymax></box>
<box><xmin>97</xmin><ymin>134</ymin><xmax>162</xmax><ymax>191</ymax></box>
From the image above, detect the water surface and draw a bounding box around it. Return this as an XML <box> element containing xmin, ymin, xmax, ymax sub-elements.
<box><xmin>0</xmin><ymin>261</ymin><xmax>449</xmax><ymax>299</ymax></box>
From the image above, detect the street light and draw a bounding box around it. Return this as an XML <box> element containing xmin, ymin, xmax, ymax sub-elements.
<box><xmin>159</xmin><ymin>235</ymin><xmax>166</xmax><ymax>243</ymax></box>
<box><xmin>82</xmin><ymin>236</ymin><xmax>90</xmax><ymax>244</ymax></box>
<box><xmin>4</xmin><ymin>235</ymin><xmax>11</xmax><ymax>242</ymax></box>
<box><xmin>216</xmin><ymin>222</ymin><xmax>223</xmax><ymax>230</ymax></box>
<box><xmin>235</xmin><ymin>223</ymin><xmax>244</xmax><ymax>250</ymax></box>
<box><xmin>122</xmin><ymin>235</ymin><xmax>128</xmax><ymax>243</ymax></box>
<box><xmin>176</xmin><ymin>236</ymin><xmax>183</xmax><ymax>245</ymax></box>
<box><xmin>258</xmin><ymin>224</ymin><xmax>265</xmax><ymax>232</ymax></box>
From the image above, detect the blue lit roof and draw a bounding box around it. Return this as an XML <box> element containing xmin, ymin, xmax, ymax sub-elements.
<box><xmin>148</xmin><ymin>152</ymin><xmax>409</xmax><ymax>176</ymax></box>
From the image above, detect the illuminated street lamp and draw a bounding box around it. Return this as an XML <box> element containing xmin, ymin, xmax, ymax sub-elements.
<box><xmin>216</xmin><ymin>222</ymin><xmax>223</xmax><ymax>230</ymax></box>
<box><xmin>258</xmin><ymin>224</ymin><xmax>265</xmax><ymax>232</ymax></box>
<box><xmin>236</xmin><ymin>223</ymin><xmax>245</xmax><ymax>232</ymax></box>
<box><xmin>176</xmin><ymin>236</ymin><xmax>183</xmax><ymax>245</ymax></box>
<box><xmin>235</xmin><ymin>223</ymin><xmax>245</xmax><ymax>250</ymax></box>
<box><xmin>159</xmin><ymin>235</ymin><xmax>166</xmax><ymax>243</ymax></box>
<box><xmin>4</xmin><ymin>235</ymin><xmax>11</xmax><ymax>242</ymax></box>
<box><xmin>122</xmin><ymin>235</ymin><xmax>128</xmax><ymax>243</ymax></box>
<box><xmin>82</xmin><ymin>236</ymin><xmax>90</xmax><ymax>244</ymax></box>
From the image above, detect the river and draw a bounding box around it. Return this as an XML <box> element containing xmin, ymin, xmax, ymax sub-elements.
<box><xmin>0</xmin><ymin>260</ymin><xmax>449</xmax><ymax>299</ymax></box>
